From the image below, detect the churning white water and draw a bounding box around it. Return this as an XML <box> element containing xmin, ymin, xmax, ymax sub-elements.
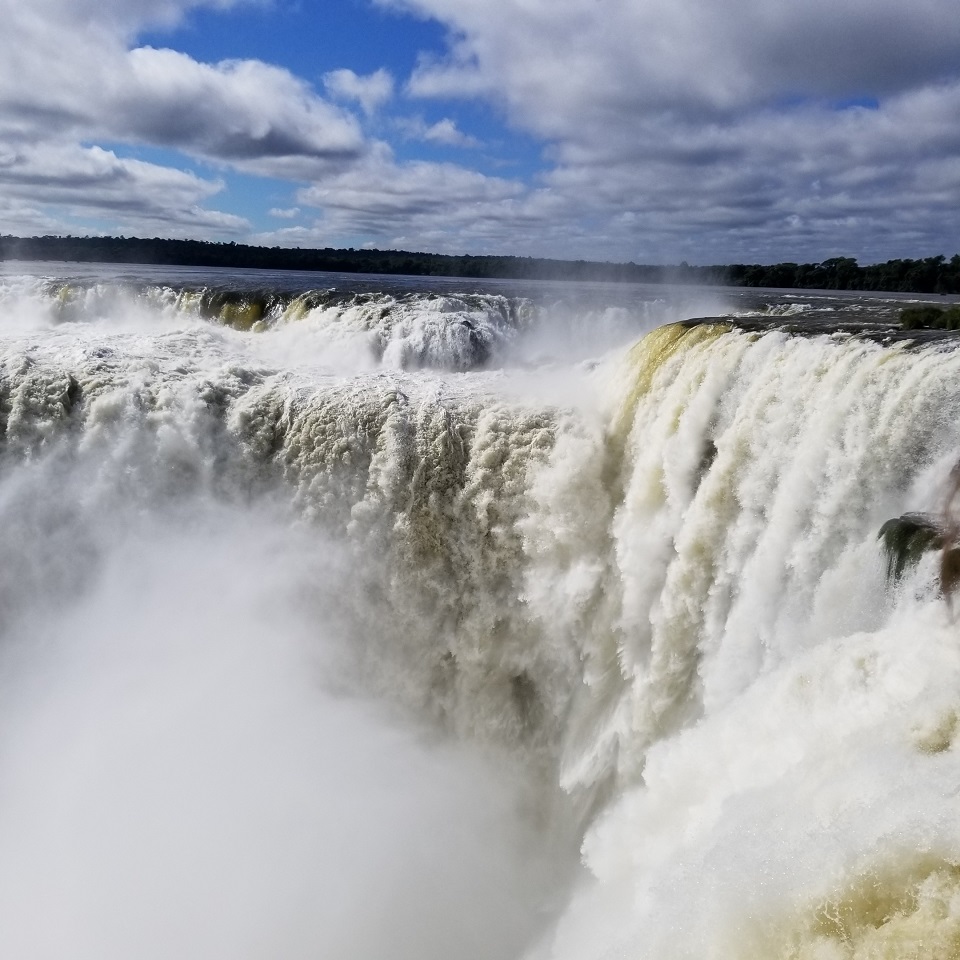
<box><xmin>2</xmin><ymin>262</ymin><xmax>960</xmax><ymax>959</ymax></box>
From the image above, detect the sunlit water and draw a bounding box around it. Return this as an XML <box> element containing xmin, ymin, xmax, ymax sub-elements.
<box><xmin>2</xmin><ymin>261</ymin><xmax>960</xmax><ymax>959</ymax></box>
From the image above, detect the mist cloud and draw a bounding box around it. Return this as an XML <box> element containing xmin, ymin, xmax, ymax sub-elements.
<box><xmin>0</xmin><ymin>499</ymin><xmax>566</xmax><ymax>959</ymax></box>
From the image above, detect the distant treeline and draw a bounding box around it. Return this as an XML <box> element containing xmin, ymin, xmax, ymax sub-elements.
<box><xmin>900</xmin><ymin>305</ymin><xmax>960</xmax><ymax>330</ymax></box>
<box><xmin>723</xmin><ymin>255</ymin><xmax>960</xmax><ymax>294</ymax></box>
<box><xmin>2</xmin><ymin>236</ymin><xmax>960</xmax><ymax>294</ymax></box>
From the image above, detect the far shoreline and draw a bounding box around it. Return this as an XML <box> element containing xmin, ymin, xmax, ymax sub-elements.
<box><xmin>2</xmin><ymin>234</ymin><xmax>960</xmax><ymax>296</ymax></box>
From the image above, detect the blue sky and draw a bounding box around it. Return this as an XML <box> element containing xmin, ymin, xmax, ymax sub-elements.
<box><xmin>134</xmin><ymin>1</ymin><xmax>548</xmax><ymax>234</ymax></box>
<box><xmin>1</xmin><ymin>0</ymin><xmax>959</xmax><ymax>264</ymax></box>
<box><xmin>143</xmin><ymin>3</ymin><xmax>447</xmax><ymax>87</ymax></box>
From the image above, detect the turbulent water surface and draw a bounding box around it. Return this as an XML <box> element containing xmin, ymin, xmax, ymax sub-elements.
<box><xmin>3</xmin><ymin>261</ymin><xmax>960</xmax><ymax>959</ymax></box>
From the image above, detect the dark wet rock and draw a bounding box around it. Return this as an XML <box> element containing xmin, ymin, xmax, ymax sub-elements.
<box><xmin>681</xmin><ymin>314</ymin><xmax>960</xmax><ymax>347</ymax></box>
<box><xmin>878</xmin><ymin>512</ymin><xmax>960</xmax><ymax>584</ymax></box>
<box><xmin>696</xmin><ymin>438</ymin><xmax>717</xmax><ymax>486</ymax></box>
<box><xmin>61</xmin><ymin>375</ymin><xmax>81</xmax><ymax>413</ymax></box>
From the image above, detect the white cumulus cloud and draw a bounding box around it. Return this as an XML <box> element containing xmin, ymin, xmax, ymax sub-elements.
<box><xmin>396</xmin><ymin>116</ymin><xmax>480</xmax><ymax>148</ymax></box>
<box><xmin>288</xmin><ymin>143</ymin><xmax>560</xmax><ymax>252</ymax></box>
<box><xmin>4</xmin><ymin>0</ymin><xmax>960</xmax><ymax>260</ymax></box>
<box><xmin>0</xmin><ymin>142</ymin><xmax>248</xmax><ymax>236</ymax></box>
<box><xmin>0</xmin><ymin>0</ymin><xmax>366</xmax><ymax>234</ymax></box>
<box><xmin>377</xmin><ymin>0</ymin><xmax>960</xmax><ymax>260</ymax></box>
<box><xmin>324</xmin><ymin>68</ymin><xmax>395</xmax><ymax>116</ymax></box>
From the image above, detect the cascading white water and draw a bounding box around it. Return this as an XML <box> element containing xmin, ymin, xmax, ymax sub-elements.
<box><xmin>534</xmin><ymin>323</ymin><xmax>960</xmax><ymax>960</ymax></box>
<box><xmin>2</xmin><ymin>264</ymin><xmax>960</xmax><ymax>959</ymax></box>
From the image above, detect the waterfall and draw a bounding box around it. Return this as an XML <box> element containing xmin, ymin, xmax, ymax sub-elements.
<box><xmin>2</xmin><ymin>266</ymin><xmax>959</xmax><ymax>958</ymax></box>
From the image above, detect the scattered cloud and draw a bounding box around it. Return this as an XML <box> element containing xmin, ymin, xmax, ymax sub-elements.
<box><xmin>393</xmin><ymin>0</ymin><xmax>960</xmax><ymax>122</ymax></box>
<box><xmin>395</xmin><ymin>116</ymin><xmax>480</xmax><ymax>148</ymax></box>
<box><xmin>0</xmin><ymin>0</ymin><xmax>365</xmax><ymax>233</ymax></box>
<box><xmin>286</xmin><ymin>142</ymin><xmax>568</xmax><ymax>252</ymax></box>
<box><xmin>323</xmin><ymin>68</ymin><xmax>395</xmax><ymax>116</ymax></box>
<box><xmin>0</xmin><ymin>142</ymin><xmax>248</xmax><ymax>236</ymax></box>
<box><xmin>373</xmin><ymin>0</ymin><xmax>960</xmax><ymax>260</ymax></box>
<box><xmin>299</xmin><ymin>141</ymin><xmax>518</xmax><ymax>214</ymax></box>
<box><xmin>3</xmin><ymin>0</ymin><xmax>960</xmax><ymax>260</ymax></box>
<box><xmin>118</xmin><ymin>48</ymin><xmax>365</xmax><ymax>172</ymax></box>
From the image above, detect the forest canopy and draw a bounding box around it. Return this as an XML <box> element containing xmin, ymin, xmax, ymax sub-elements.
<box><xmin>2</xmin><ymin>236</ymin><xmax>960</xmax><ymax>294</ymax></box>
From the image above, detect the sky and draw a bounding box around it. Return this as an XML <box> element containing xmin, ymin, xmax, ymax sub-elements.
<box><xmin>1</xmin><ymin>0</ymin><xmax>959</xmax><ymax>265</ymax></box>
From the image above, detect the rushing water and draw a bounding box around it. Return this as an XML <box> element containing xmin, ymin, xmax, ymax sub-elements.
<box><xmin>2</xmin><ymin>261</ymin><xmax>960</xmax><ymax>959</ymax></box>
